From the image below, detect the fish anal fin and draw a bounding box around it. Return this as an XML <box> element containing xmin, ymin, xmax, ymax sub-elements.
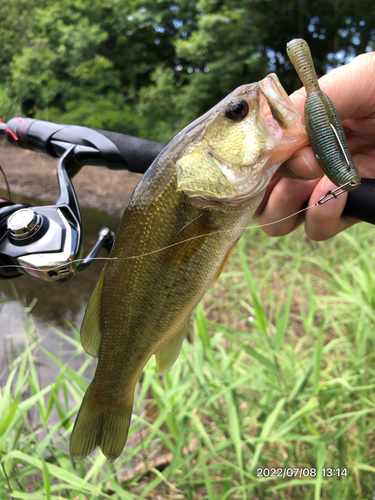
<box><xmin>163</xmin><ymin>211</ymin><xmax>218</xmax><ymax>267</ymax></box>
<box><xmin>80</xmin><ymin>274</ymin><xmax>104</xmax><ymax>357</ymax></box>
<box><xmin>155</xmin><ymin>322</ymin><xmax>189</xmax><ymax>374</ymax></box>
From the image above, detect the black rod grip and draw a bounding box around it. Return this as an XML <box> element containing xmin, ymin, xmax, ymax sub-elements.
<box><xmin>343</xmin><ymin>178</ymin><xmax>375</xmax><ymax>225</ymax></box>
<box><xmin>95</xmin><ymin>129</ymin><xmax>165</xmax><ymax>173</ymax></box>
<box><xmin>1</xmin><ymin>117</ymin><xmax>166</xmax><ymax>173</ymax></box>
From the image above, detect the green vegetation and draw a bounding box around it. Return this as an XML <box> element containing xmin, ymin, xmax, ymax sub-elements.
<box><xmin>1</xmin><ymin>0</ymin><xmax>374</xmax><ymax>142</ymax></box>
<box><xmin>1</xmin><ymin>220</ymin><xmax>375</xmax><ymax>499</ymax></box>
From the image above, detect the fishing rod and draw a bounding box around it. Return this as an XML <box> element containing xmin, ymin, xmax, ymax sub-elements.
<box><xmin>0</xmin><ymin>116</ymin><xmax>373</xmax><ymax>283</ymax></box>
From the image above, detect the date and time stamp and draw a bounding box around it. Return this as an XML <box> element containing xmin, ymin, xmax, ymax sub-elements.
<box><xmin>256</xmin><ymin>467</ymin><xmax>348</xmax><ymax>479</ymax></box>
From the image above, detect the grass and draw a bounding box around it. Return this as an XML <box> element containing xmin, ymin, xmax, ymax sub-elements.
<box><xmin>1</xmin><ymin>221</ymin><xmax>375</xmax><ymax>499</ymax></box>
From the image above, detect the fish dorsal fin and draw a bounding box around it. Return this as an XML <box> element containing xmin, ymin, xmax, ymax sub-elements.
<box><xmin>163</xmin><ymin>211</ymin><xmax>218</xmax><ymax>267</ymax></box>
<box><xmin>80</xmin><ymin>274</ymin><xmax>104</xmax><ymax>357</ymax></box>
<box><xmin>155</xmin><ymin>322</ymin><xmax>189</xmax><ymax>374</ymax></box>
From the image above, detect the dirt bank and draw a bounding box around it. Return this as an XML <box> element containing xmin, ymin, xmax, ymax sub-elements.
<box><xmin>0</xmin><ymin>138</ymin><xmax>143</xmax><ymax>216</ymax></box>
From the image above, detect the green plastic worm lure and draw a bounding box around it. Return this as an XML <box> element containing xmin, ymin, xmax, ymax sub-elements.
<box><xmin>287</xmin><ymin>38</ymin><xmax>360</xmax><ymax>199</ymax></box>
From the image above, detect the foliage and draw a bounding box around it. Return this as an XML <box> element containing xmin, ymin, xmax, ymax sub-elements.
<box><xmin>1</xmin><ymin>221</ymin><xmax>375</xmax><ymax>498</ymax></box>
<box><xmin>0</xmin><ymin>86</ymin><xmax>22</xmax><ymax>120</ymax></box>
<box><xmin>0</xmin><ymin>0</ymin><xmax>374</xmax><ymax>141</ymax></box>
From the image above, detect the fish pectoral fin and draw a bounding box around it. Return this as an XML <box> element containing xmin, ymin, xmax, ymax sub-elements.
<box><xmin>155</xmin><ymin>321</ymin><xmax>189</xmax><ymax>374</ymax></box>
<box><xmin>211</xmin><ymin>239</ymin><xmax>239</xmax><ymax>286</ymax></box>
<box><xmin>80</xmin><ymin>274</ymin><xmax>104</xmax><ymax>357</ymax></box>
<box><xmin>163</xmin><ymin>211</ymin><xmax>218</xmax><ymax>267</ymax></box>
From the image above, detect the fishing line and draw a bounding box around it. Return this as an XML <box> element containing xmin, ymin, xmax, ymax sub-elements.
<box><xmin>0</xmin><ymin>202</ymin><xmax>322</xmax><ymax>274</ymax></box>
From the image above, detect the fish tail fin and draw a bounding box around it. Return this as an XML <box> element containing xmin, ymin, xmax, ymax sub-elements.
<box><xmin>70</xmin><ymin>384</ymin><xmax>133</xmax><ymax>462</ymax></box>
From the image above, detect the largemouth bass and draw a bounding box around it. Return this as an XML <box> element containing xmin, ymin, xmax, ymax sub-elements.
<box><xmin>70</xmin><ymin>74</ymin><xmax>308</xmax><ymax>462</ymax></box>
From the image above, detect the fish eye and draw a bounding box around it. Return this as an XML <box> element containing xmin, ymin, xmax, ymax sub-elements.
<box><xmin>224</xmin><ymin>98</ymin><xmax>249</xmax><ymax>122</ymax></box>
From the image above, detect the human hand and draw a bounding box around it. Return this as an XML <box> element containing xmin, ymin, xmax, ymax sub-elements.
<box><xmin>256</xmin><ymin>51</ymin><xmax>375</xmax><ymax>240</ymax></box>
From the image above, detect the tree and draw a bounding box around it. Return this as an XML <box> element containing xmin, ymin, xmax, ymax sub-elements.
<box><xmin>0</xmin><ymin>0</ymin><xmax>373</xmax><ymax>141</ymax></box>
